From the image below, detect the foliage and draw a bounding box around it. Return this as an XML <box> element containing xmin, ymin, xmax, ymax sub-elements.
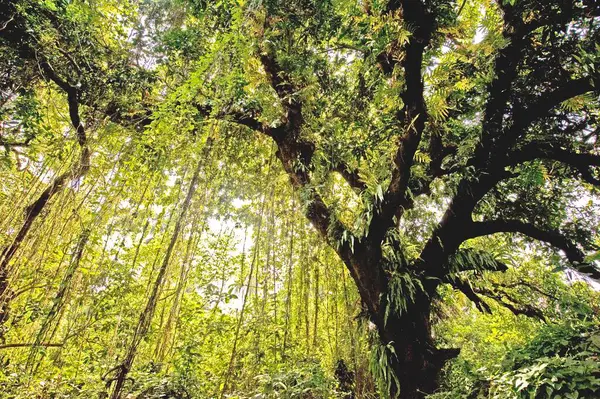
<box><xmin>431</xmin><ymin>320</ymin><xmax>600</xmax><ymax>399</ymax></box>
<box><xmin>244</xmin><ymin>361</ymin><xmax>334</xmax><ymax>399</ymax></box>
<box><xmin>1</xmin><ymin>0</ymin><xmax>600</xmax><ymax>398</ymax></box>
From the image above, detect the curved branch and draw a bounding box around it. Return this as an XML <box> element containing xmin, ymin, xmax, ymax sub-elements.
<box><xmin>497</xmin><ymin>281</ymin><xmax>559</xmax><ymax>301</ymax></box>
<box><xmin>474</xmin><ymin>286</ymin><xmax>546</xmax><ymax>321</ymax></box>
<box><xmin>409</xmin><ymin>139</ymin><xmax>457</xmax><ymax>199</ymax></box>
<box><xmin>509</xmin><ymin>142</ymin><xmax>600</xmax><ymax>186</ymax></box>
<box><xmin>196</xmin><ymin>103</ymin><xmax>264</xmax><ymax>132</ymax></box>
<box><xmin>415</xmin><ymin>5</ymin><xmax>598</xmax><ymax>283</ymax></box>
<box><xmin>39</xmin><ymin>61</ymin><xmax>88</xmax><ymax>147</ymax></box>
<box><xmin>416</xmin><ymin>168</ymin><xmax>515</xmax><ymax>281</ymax></box>
<box><xmin>0</xmin><ymin>60</ymin><xmax>91</xmax><ymax>329</ymax></box>
<box><xmin>257</xmin><ymin>48</ymin><xmax>389</xmax><ymax>315</ymax></box>
<box><xmin>257</xmin><ymin>51</ymin><xmax>333</xmax><ymax>236</ymax></box>
<box><xmin>477</xmin><ymin>4</ymin><xmax>529</xmax><ymax>154</ymax></box>
<box><xmin>449</xmin><ymin>278</ymin><xmax>492</xmax><ymax>314</ymax></box>
<box><xmin>522</xmin><ymin>77</ymin><xmax>598</xmax><ymax>126</ymax></box>
<box><xmin>469</xmin><ymin>219</ymin><xmax>600</xmax><ymax>281</ymax></box>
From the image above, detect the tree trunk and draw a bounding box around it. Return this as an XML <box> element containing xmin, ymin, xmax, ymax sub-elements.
<box><xmin>0</xmin><ymin>148</ymin><xmax>90</xmax><ymax>341</ymax></box>
<box><xmin>109</xmin><ymin>139</ymin><xmax>209</xmax><ymax>399</ymax></box>
<box><xmin>376</xmin><ymin>294</ymin><xmax>458</xmax><ymax>399</ymax></box>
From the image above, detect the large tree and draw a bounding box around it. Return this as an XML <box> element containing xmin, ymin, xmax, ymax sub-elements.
<box><xmin>174</xmin><ymin>1</ymin><xmax>600</xmax><ymax>397</ymax></box>
<box><xmin>2</xmin><ymin>1</ymin><xmax>600</xmax><ymax>398</ymax></box>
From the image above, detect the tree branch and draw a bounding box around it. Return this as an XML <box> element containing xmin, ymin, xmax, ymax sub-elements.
<box><xmin>39</xmin><ymin>61</ymin><xmax>87</xmax><ymax>147</ymax></box>
<box><xmin>509</xmin><ymin>141</ymin><xmax>600</xmax><ymax>185</ymax></box>
<box><xmin>469</xmin><ymin>219</ymin><xmax>600</xmax><ymax>280</ymax></box>
<box><xmin>511</xmin><ymin>76</ymin><xmax>599</xmax><ymax>137</ymax></box>
<box><xmin>369</xmin><ymin>0</ymin><xmax>435</xmax><ymax>243</ymax></box>
<box><xmin>409</xmin><ymin>138</ymin><xmax>457</xmax><ymax>199</ymax></box>
<box><xmin>257</xmin><ymin>48</ymin><xmax>388</xmax><ymax>315</ymax></box>
<box><xmin>473</xmin><ymin>286</ymin><xmax>546</xmax><ymax>321</ymax></box>
<box><xmin>255</xmin><ymin>50</ymin><xmax>340</xmax><ymax>238</ymax></box>
<box><xmin>332</xmin><ymin>162</ymin><xmax>366</xmax><ymax>192</ymax></box>
<box><xmin>0</xmin><ymin>342</ymin><xmax>63</xmax><ymax>350</ymax></box>
<box><xmin>413</xmin><ymin>4</ymin><xmax>597</xmax><ymax>282</ymax></box>
<box><xmin>477</xmin><ymin>3</ymin><xmax>529</xmax><ymax>156</ymax></box>
<box><xmin>196</xmin><ymin>104</ymin><xmax>264</xmax><ymax>133</ymax></box>
<box><xmin>416</xmin><ymin>168</ymin><xmax>515</xmax><ymax>282</ymax></box>
<box><xmin>510</xmin><ymin>142</ymin><xmax>600</xmax><ymax>168</ymax></box>
<box><xmin>449</xmin><ymin>277</ymin><xmax>492</xmax><ymax>314</ymax></box>
<box><xmin>0</xmin><ymin>59</ymin><xmax>91</xmax><ymax>298</ymax></box>
<box><xmin>496</xmin><ymin>281</ymin><xmax>559</xmax><ymax>301</ymax></box>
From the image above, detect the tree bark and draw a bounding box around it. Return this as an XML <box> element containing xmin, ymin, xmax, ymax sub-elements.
<box><xmin>0</xmin><ymin>78</ymin><xmax>90</xmax><ymax>341</ymax></box>
<box><xmin>377</xmin><ymin>294</ymin><xmax>458</xmax><ymax>399</ymax></box>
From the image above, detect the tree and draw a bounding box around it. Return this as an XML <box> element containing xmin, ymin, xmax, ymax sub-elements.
<box><xmin>2</xmin><ymin>1</ymin><xmax>600</xmax><ymax>398</ymax></box>
<box><xmin>0</xmin><ymin>0</ymin><xmax>153</xmax><ymax>338</ymax></box>
<box><xmin>172</xmin><ymin>1</ymin><xmax>600</xmax><ymax>397</ymax></box>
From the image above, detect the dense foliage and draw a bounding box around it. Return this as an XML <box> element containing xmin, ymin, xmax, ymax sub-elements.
<box><xmin>1</xmin><ymin>0</ymin><xmax>599</xmax><ymax>398</ymax></box>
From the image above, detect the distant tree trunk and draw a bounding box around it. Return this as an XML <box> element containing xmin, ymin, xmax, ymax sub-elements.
<box><xmin>0</xmin><ymin>73</ymin><xmax>90</xmax><ymax>341</ymax></box>
<box><xmin>154</xmin><ymin>216</ymin><xmax>200</xmax><ymax>362</ymax></box>
<box><xmin>304</xmin><ymin>243</ymin><xmax>310</xmax><ymax>355</ymax></box>
<box><xmin>27</xmin><ymin>228</ymin><xmax>90</xmax><ymax>371</ymax></box>
<box><xmin>312</xmin><ymin>258</ymin><xmax>319</xmax><ymax>349</ymax></box>
<box><xmin>0</xmin><ymin>159</ymin><xmax>89</xmax><ymax>324</ymax></box>
<box><xmin>109</xmin><ymin>139</ymin><xmax>209</xmax><ymax>399</ymax></box>
<box><xmin>221</xmin><ymin>183</ymin><xmax>268</xmax><ymax>398</ymax></box>
<box><xmin>270</xmin><ymin>199</ymin><xmax>278</xmax><ymax>359</ymax></box>
<box><xmin>281</xmin><ymin>209</ymin><xmax>294</xmax><ymax>358</ymax></box>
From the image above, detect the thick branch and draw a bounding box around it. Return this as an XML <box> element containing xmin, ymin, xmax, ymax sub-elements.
<box><xmin>259</xmin><ymin>53</ymin><xmax>295</xmax><ymax>101</ymax></box>
<box><xmin>472</xmin><ymin>5</ymin><xmax>598</xmax><ymax>167</ymax></box>
<box><xmin>478</xmin><ymin>4</ymin><xmax>528</xmax><ymax>155</ymax></box>
<box><xmin>414</xmin><ymin>5</ymin><xmax>596</xmax><ymax>282</ymax></box>
<box><xmin>39</xmin><ymin>61</ymin><xmax>87</xmax><ymax>147</ymax></box>
<box><xmin>470</xmin><ymin>219</ymin><xmax>600</xmax><ymax>280</ymax></box>
<box><xmin>512</xmin><ymin>143</ymin><xmax>598</xmax><ymax>168</ymax></box>
<box><xmin>196</xmin><ymin>104</ymin><xmax>264</xmax><ymax>132</ymax></box>
<box><xmin>333</xmin><ymin>162</ymin><xmax>366</xmax><ymax>192</ymax></box>
<box><xmin>470</xmin><ymin>220</ymin><xmax>583</xmax><ymax>262</ymax></box>
<box><xmin>369</xmin><ymin>0</ymin><xmax>435</xmax><ymax>243</ymax></box>
<box><xmin>259</xmin><ymin>51</ymin><xmax>302</xmax><ymax>139</ymax></box>
<box><xmin>104</xmin><ymin>102</ymin><xmax>154</xmax><ymax>131</ymax></box>
<box><xmin>409</xmin><ymin>138</ymin><xmax>457</xmax><ymax>199</ymax></box>
<box><xmin>450</xmin><ymin>278</ymin><xmax>492</xmax><ymax>314</ymax></box>
<box><xmin>497</xmin><ymin>281</ymin><xmax>559</xmax><ymax>301</ymax></box>
<box><xmin>473</xmin><ymin>286</ymin><xmax>546</xmax><ymax>321</ymax></box>
<box><xmin>256</xmin><ymin>49</ymin><xmax>343</xmax><ymax>242</ymax></box>
<box><xmin>510</xmin><ymin>76</ymin><xmax>599</xmax><ymax>138</ymax></box>
<box><xmin>509</xmin><ymin>142</ymin><xmax>600</xmax><ymax>185</ymax></box>
<box><xmin>257</xmin><ymin>49</ymin><xmax>387</xmax><ymax>315</ymax></box>
<box><xmin>416</xmin><ymin>168</ymin><xmax>514</xmax><ymax>283</ymax></box>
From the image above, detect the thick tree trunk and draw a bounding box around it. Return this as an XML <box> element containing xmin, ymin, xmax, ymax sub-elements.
<box><xmin>336</xmin><ymin>244</ymin><xmax>453</xmax><ymax>398</ymax></box>
<box><xmin>376</xmin><ymin>294</ymin><xmax>458</xmax><ymax>399</ymax></box>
